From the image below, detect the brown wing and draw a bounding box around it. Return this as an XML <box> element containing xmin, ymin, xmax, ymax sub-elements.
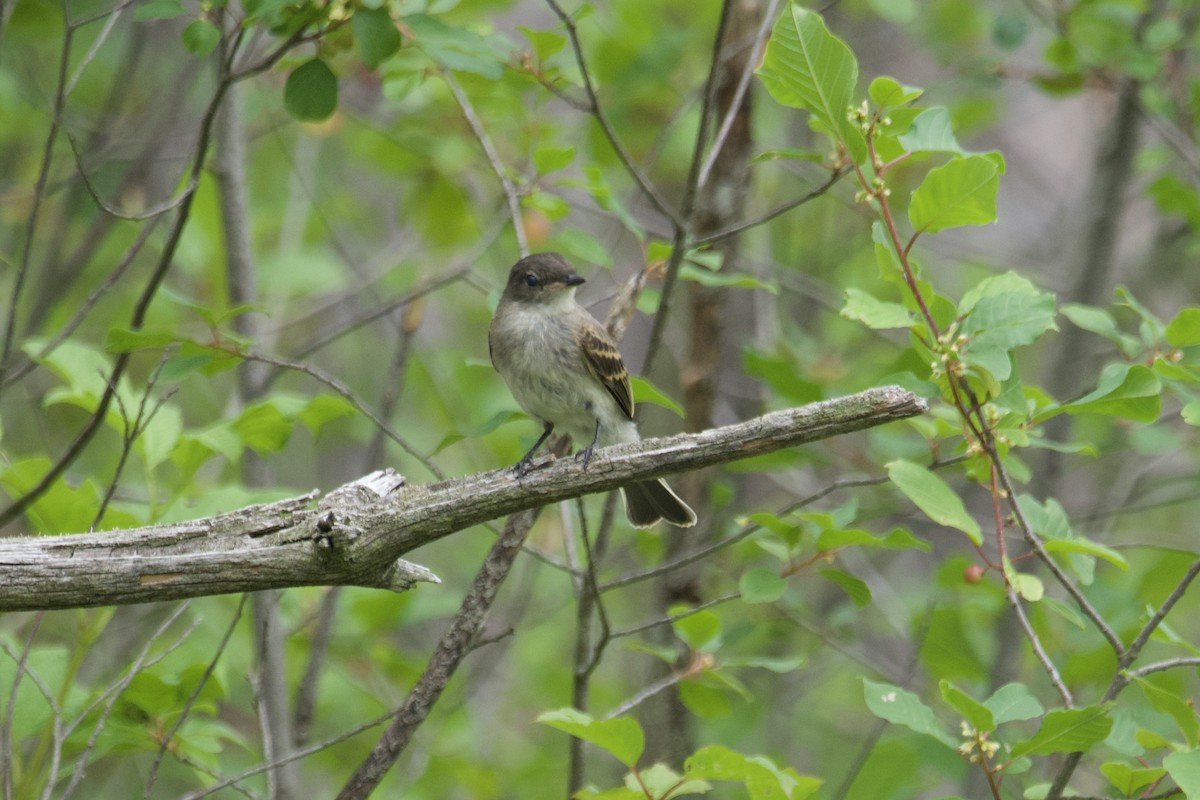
<box><xmin>579</xmin><ymin>321</ymin><xmax>634</xmax><ymax>420</ymax></box>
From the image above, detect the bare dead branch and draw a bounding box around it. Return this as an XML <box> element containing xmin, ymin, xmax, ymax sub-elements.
<box><xmin>0</xmin><ymin>387</ymin><xmax>924</xmax><ymax>612</ymax></box>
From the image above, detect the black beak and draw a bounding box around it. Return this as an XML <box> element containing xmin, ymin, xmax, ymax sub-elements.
<box><xmin>565</xmin><ymin>274</ymin><xmax>586</xmax><ymax>286</ymax></box>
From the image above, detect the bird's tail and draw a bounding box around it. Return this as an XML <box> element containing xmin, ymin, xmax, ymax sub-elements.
<box><xmin>620</xmin><ymin>478</ymin><xmax>697</xmax><ymax>529</ymax></box>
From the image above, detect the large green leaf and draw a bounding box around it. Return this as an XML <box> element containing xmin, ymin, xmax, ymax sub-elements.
<box><xmin>757</xmin><ymin>4</ymin><xmax>864</xmax><ymax>159</ymax></box>
<box><xmin>940</xmin><ymin>680</ymin><xmax>995</xmax><ymax>732</ymax></box>
<box><xmin>909</xmin><ymin>154</ymin><xmax>1004</xmax><ymax>233</ymax></box>
<box><xmin>536</xmin><ymin>709</ymin><xmax>644</xmax><ymax>767</ymax></box>
<box><xmin>1164</xmin><ymin>750</ymin><xmax>1200</xmax><ymax>799</ymax></box>
<box><xmin>886</xmin><ymin>460</ymin><xmax>982</xmax><ymax>544</ymax></box>
<box><xmin>1010</xmin><ymin>706</ymin><xmax>1112</xmax><ymax>758</ymax></box>
<box><xmin>863</xmin><ymin>679</ymin><xmax>957</xmax><ymax>747</ymax></box>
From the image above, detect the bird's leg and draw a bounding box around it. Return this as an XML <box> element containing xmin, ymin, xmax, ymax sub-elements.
<box><xmin>514</xmin><ymin>421</ymin><xmax>555</xmax><ymax>479</ymax></box>
<box><xmin>575</xmin><ymin>418</ymin><xmax>602</xmax><ymax>470</ymax></box>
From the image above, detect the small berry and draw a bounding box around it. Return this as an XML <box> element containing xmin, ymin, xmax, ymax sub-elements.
<box><xmin>964</xmin><ymin>564</ymin><xmax>985</xmax><ymax>584</ymax></box>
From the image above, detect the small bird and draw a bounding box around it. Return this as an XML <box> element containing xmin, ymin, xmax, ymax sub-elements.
<box><xmin>488</xmin><ymin>252</ymin><xmax>697</xmax><ymax>528</ymax></box>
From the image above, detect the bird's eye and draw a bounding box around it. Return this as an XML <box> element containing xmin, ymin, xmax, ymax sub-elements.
<box><xmin>524</xmin><ymin>273</ymin><xmax>539</xmax><ymax>287</ymax></box>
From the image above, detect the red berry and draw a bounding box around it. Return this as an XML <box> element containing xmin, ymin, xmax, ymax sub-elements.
<box><xmin>963</xmin><ymin>564</ymin><xmax>985</xmax><ymax>584</ymax></box>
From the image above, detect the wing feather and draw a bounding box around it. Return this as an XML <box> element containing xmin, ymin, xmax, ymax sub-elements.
<box><xmin>579</xmin><ymin>322</ymin><xmax>634</xmax><ymax>420</ymax></box>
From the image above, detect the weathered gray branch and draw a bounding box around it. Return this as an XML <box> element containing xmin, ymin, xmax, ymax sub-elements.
<box><xmin>0</xmin><ymin>386</ymin><xmax>925</xmax><ymax>611</ymax></box>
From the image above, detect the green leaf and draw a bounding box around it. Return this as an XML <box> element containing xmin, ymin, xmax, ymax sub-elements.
<box><xmin>672</xmin><ymin>608</ymin><xmax>721</xmax><ymax>651</ymax></box>
<box><xmin>353</xmin><ymin>7</ymin><xmax>402</xmax><ymax>69</ymax></box>
<box><xmin>1133</xmin><ymin>675</ymin><xmax>1200</xmax><ymax>747</ymax></box>
<box><xmin>841</xmin><ymin>288</ymin><xmax>915</xmax><ymax>329</ymax></box>
<box><xmin>284</xmin><ymin>58</ymin><xmax>338</xmax><ymax>122</ymax></box>
<box><xmin>519</xmin><ymin>25</ymin><xmax>566</xmax><ymax>61</ymax></box>
<box><xmin>556</xmin><ymin>227</ymin><xmax>611</xmax><ymax>268</ymax></box>
<box><xmin>868</xmin><ymin>75</ymin><xmax>923</xmax><ymax>108</ymax></box>
<box><xmin>819</xmin><ymin>568</ymin><xmax>871</xmax><ymax>606</ymax></box>
<box><xmin>630</xmin><ymin>376</ymin><xmax>685</xmax><ymax>418</ymax></box>
<box><xmin>909</xmin><ymin>154</ymin><xmax>1003</xmax><ymax>234</ymax></box>
<box><xmin>886</xmin><ymin>459</ymin><xmax>982</xmax><ymax>545</ymax></box>
<box><xmin>1100</xmin><ymin>762</ymin><xmax>1166</xmax><ymax>796</ymax></box>
<box><xmin>0</xmin><ymin>458</ymin><xmax>101</xmax><ymax>534</ymax></box>
<box><xmin>435</xmin><ymin>409</ymin><xmax>525</xmax><ymax>454</ymax></box>
<box><xmin>983</xmin><ymin>683</ymin><xmax>1044</xmax><ymax>725</ymax></box>
<box><xmin>296</xmin><ymin>394</ymin><xmax>357</xmax><ymax>435</ymax></box>
<box><xmin>405</xmin><ymin>14</ymin><xmax>509</xmax><ymax>79</ymax></box>
<box><xmin>816</xmin><ymin>526</ymin><xmax>930</xmax><ymax>552</ymax></box>
<box><xmin>233</xmin><ymin>401</ymin><xmax>293</xmax><ymax>454</ymax></box>
<box><xmin>1166</xmin><ymin>307</ymin><xmax>1200</xmax><ymax>348</ymax></box>
<box><xmin>182</xmin><ymin>19</ymin><xmax>221</xmax><ymax>57</ymax></box>
<box><xmin>939</xmin><ymin>680</ymin><xmax>995</xmax><ymax>732</ymax></box>
<box><xmin>897</xmin><ymin>107</ymin><xmax>963</xmax><ymax>154</ymax></box>
<box><xmin>1061</xmin><ymin>303</ymin><xmax>1139</xmax><ymax>355</ymax></box>
<box><xmin>1061</xmin><ymin>363</ymin><xmax>1162</xmax><ymax>422</ymax></box>
<box><xmin>1164</xmin><ymin>750</ymin><xmax>1200</xmax><ymax>799</ymax></box>
<box><xmin>862</xmin><ymin>679</ymin><xmax>957</xmax><ymax>747</ymax></box>
<box><xmin>632</xmin><ymin>763</ymin><xmax>711</xmax><ymax>798</ymax></box>
<box><xmin>534</xmin><ymin>145</ymin><xmax>575</xmax><ymax>173</ymax></box>
<box><xmin>536</xmin><ymin>709</ymin><xmax>643</xmax><ymax>767</ymax></box>
<box><xmin>739</xmin><ymin>568</ymin><xmax>788</xmax><ymax>604</ymax></box>
<box><xmin>679</xmin><ymin>264</ymin><xmax>779</xmax><ymax>293</ymax></box>
<box><xmin>756</xmin><ymin>5</ymin><xmax>863</xmax><ymax>158</ymax></box>
<box><xmin>685</xmin><ymin>745</ymin><xmax>823</xmax><ymax>800</ymax></box>
<box><xmin>680</xmin><ymin>680</ymin><xmax>732</xmax><ymax>720</ymax></box>
<box><xmin>1010</xmin><ymin>706</ymin><xmax>1112</xmax><ymax>758</ymax></box>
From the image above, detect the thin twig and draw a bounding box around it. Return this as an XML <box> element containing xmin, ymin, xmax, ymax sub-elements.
<box><xmin>143</xmin><ymin>597</ymin><xmax>248</xmax><ymax>798</ymax></box>
<box><xmin>0</xmin><ymin>19</ymin><xmax>72</xmax><ymax>393</ymax></box>
<box><xmin>57</xmin><ymin>604</ymin><xmax>196</xmax><ymax>800</ymax></box>
<box><xmin>544</xmin><ymin>0</ymin><xmax>681</xmax><ymax>227</ymax></box>
<box><xmin>441</xmin><ymin>68</ymin><xmax>528</xmax><ymax>256</ymax></box>
<box><xmin>696</xmin><ymin>0</ymin><xmax>782</xmax><ymax>190</ymax></box>
<box><xmin>2</xmin><ymin>613</ymin><xmax>45</xmax><ymax>800</ymax></box>
<box><xmin>243</xmin><ymin>348</ymin><xmax>444</xmax><ymax>479</ymax></box>
<box><xmin>336</xmin><ymin>509</ymin><xmax>541</xmax><ymax>799</ymax></box>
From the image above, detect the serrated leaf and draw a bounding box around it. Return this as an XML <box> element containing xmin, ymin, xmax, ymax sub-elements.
<box><xmin>353</xmin><ymin>7</ymin><xmax>402</xmax><ymax>69</ymax></box>
<box><xmin>940</xmin><ymin>680</ymin><xmax>995</xmax><ymax>732</ymax></box>
<box><xmin>284</xmin><ymin>58</ymin><xmax>338</xmax><ymax>122</ymax></box>
<box><xmin>537</xmin><ymin>709</ymin><xmax>644</xmax><ymax>767</ymax></box>
<box><xmin>739</xmin><ymin>568</ymin><xmax>788</xmax><ymax>604</ymax></box>
<box><xmin>863</xmin><ymin>679</ymin><xmax>957</xmax><ymax>747</ymax></box>
<box><xmin>886</xmin><ymin>459</ymin><xmax>982</xmax><ymax>544</ymax></box>
<box><xmin>841</xmin><ymin>288</ymin><xmax>915</xmax><ymax>329</ymax></box>
<box><xmin>984</xmin><ymin>683</ymin><xmax>1044</xmax><ymax>725</ymax></box>
<box><xmin>909</xmin><ymin>154</ymin><xmax>1003</xmax><ymax>233</ymax></box>
<box><xmin>756</xmin><ymin>5</ymin><xmax>864</xmax><ymax>159</ymax></box>
<box><xmin>1010</xmin><ymin>706</ymin><xmax>1112</xmax><ymax>758</ymax></box>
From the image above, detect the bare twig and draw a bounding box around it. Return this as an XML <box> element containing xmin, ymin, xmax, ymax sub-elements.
<box><xmin>143</xmin><ymin>597</ymin><xmax>248</xmax><ymax>798</ymax></box>
<box><xmin>441</xmin><ymin>68</ymin><xmax>528</xmax><ymax>256</ymax></box>
<box><xmin>336</xmin><ymin>509</ymin><xmax>540</xmax><ymax>799</ymax></box>
<box><xmin>544</xmin><ymin>0</ymin><xmax>681</xmax><ymax>227</ymax></box>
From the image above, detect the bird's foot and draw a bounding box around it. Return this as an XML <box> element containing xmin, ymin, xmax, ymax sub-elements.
<box><xmin>574</xmin><ymin>445</ymin><xmax>595</xmax><ymax>470</ymax></box>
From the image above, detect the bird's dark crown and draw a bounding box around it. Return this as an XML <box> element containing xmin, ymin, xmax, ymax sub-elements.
<box><xmin>504</xmin><ymin>252</ymin><xmax>585</xmax><ymax>301</ymax></box>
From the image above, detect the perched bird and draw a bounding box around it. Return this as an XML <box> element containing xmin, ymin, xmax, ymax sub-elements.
<box><xmin>488</xmin><ymin>252</ymin><xmax>697</xmax><ymax>528</ymax></box>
